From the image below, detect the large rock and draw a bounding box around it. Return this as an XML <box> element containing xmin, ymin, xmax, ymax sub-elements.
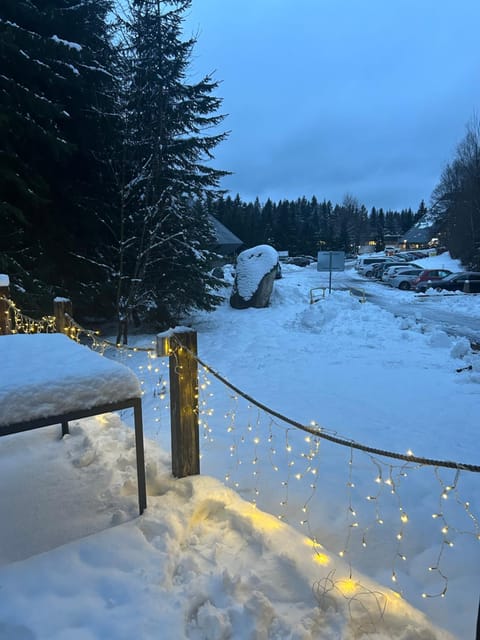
<box><xmin>230</xmin><ymin>245</ymin><xmax>279</xmax><ymax>309</ymax></box>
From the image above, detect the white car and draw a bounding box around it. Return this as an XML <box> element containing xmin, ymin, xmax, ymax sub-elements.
<box><xmin>388</xmin><ymin>268</ymin><xmax>424</xmax><ymax>290</ymax></box>
<box><xmin>381</xmin><ymin>263</ymin><xmax>421</xmax><ymax>282</ymax></box>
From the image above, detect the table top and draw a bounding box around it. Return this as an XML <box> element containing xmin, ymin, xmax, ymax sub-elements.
<box><xmin>0</xmin><ymin>334</ymin><xmax>141</xmax><ymax>427</ymax></box>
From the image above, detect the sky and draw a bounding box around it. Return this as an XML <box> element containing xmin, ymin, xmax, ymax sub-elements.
<box><xmin>183</xmin><ymin>0</ymin><xmax>480</xmax><ymax>211</ymax></box>
<box><xmin>0</xmin><ymin>253</ymin><xmax>479</xmax><ymax>639</ymax></box>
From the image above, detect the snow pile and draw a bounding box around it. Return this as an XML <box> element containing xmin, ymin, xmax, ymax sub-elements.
<box><xmin>0</xmin><ymin>418</ymin><xmax>455</xmax><ymax>640</ymax></box>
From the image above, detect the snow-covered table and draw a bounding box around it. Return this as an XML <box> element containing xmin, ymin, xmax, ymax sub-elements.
<box><xmin>0</xmin><ymin>333</ymin><xmax>147</xmax><ymax>514</ymax></box>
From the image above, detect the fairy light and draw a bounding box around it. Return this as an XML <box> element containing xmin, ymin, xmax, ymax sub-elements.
<box><xmin>30</xmin><ymin>326</ymin><xmax>474</xmax><ymax>614</ymax></box>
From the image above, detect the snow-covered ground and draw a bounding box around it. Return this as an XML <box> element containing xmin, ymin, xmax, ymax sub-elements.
<box><xmin>0</xmin><ymin>253</ymin><xmax>479</xmax><ymax>639</ymax></box>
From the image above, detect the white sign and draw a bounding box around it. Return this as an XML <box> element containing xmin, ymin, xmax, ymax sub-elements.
<box><xmin>317</xmin><ymin>251</ymin><xmax>345</xmax><ymax>272</ymax></box>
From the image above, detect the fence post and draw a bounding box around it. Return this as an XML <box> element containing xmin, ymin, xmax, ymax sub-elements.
<box><xmin>53</xmin><ymin>297</ymin><xmax>72</xmax><ymax>334</ymax></box>
<box><xmin>157</xmin><ymin>327</ymin><xmax>199</xmax><ymax>478</ymax></box>
<box><xmin>0</xmin><ymin>274</ymin><xmax>11</xmax><ymax>335</ymax></box>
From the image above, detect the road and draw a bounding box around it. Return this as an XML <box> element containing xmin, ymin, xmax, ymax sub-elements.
<box><xmin>338</xmin><ymin>268</ymin><xmax>480</xmax><ymax>345</ymax></box>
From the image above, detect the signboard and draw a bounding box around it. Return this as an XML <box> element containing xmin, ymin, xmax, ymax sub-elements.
<box><xmin>317</xmin><ymin>251</ymin><xmax>345</xmax><ymax>272</ymax></box>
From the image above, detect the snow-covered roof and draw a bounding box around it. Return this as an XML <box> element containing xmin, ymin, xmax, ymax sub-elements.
<box><xmin>400</xmin><ymin>213</ymin><xmax>440</xmax><ymax>243</ymax></box>
<box><xmin>0</xmin><ymin>334</ymin><xmax>141</xmax><ymax>427</ymax></box>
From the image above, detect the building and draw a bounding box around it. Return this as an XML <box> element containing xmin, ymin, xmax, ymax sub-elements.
<box><xmin>399</xmin><ymin>213</ymin><xmax>441</xmax><ymax>250</ymax></box>
<box><xmin>209</xmin><ymin>215</ymin><xmax>243</xmax><ymax>256</ymax></box>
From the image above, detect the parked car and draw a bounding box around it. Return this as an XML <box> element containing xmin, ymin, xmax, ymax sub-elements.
<box><xmin>373</xmin><ymin>261</ymin><xmax>409</xmax><ymax>280</ymax></box>
<box><xmin>389</xmin><ymin>268</ymin><xmax>424</xmax><ymax>290</ymax></box>
<box><xmin>415</xmin><ymin>272</ymin><xmax>480</xmax><ymax>293</ymax></box>
<box><xmin>283</xmin><ymin>256</ymin><xmax>312</xmax><ymax>267</ymax></box>
<box><xmin>382</xmin><ymin>263</ymin><xmax>421</xmax><ymax>282</ymax></box>
<box><xmin>355</xmin><ymin>256</ymin><xmax>396</xmax><ymax>277</ymax></box>
<box><xmin>410</xmin><ymin>269</ymin><xmax>452</xmax><ymax>289</ymax></box>
<box><xmin>370</xmin><ymin>262</ymin><xmax>387</xmax><ymax>279</ymax></box>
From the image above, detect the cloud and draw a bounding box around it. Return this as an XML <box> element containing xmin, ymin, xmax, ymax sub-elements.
<box><xmin>186</xmin><ymin>0</ymin><xmax>480</xmax><ymax>209</ymax></box>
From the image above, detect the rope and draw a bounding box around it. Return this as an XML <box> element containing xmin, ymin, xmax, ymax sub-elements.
<box><xmin>170</xmin><ymin>336</ymin><xmax>480</xmax><ymax>473</ymax></box>
<box><xmin>3</xmin><ymin>299</ymin><xmax>477</xmax><ymax>473</ymax></box>
<box><xmin>100</xmin><ymin>338</ymin><xmax>155</xmax><ymax>352</ymax></box>
<box><xmin>62</xmin><ymin>314</ymin><xmax>155</xmax><ymax>352</ymax></box>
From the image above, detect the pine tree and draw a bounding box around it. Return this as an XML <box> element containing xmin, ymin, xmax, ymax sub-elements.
<box><xmin>115</xmin><ymin>0</ymin><xmax>229</xmax><ymax>332</ymax></box>
<box><xmin>0</xmin><ymin>0</ymin><xmax>120</xmax><ymax>313</ymax></box>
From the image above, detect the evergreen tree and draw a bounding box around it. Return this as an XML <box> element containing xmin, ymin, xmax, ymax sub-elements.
<box><xmin>116</xmin><ymin>0</ymin><xmax>229</xmax><ymax>331</ymax></box>
<box><xmin>0</xmin><ymin>0</ymin><xmax>120</xmax><ymax>313</ymax></box>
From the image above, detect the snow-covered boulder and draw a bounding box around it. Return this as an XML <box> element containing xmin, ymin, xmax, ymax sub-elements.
<box><xmin>230</xmin><ymin>245</ymin><xmax>279</xmax><ymax>309</ymax></box>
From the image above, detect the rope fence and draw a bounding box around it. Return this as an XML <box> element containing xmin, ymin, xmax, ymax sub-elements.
<box><xmin>186</xmin><ymin>342</ymin><xmax>480</xmax><ymax>474</ymax></box>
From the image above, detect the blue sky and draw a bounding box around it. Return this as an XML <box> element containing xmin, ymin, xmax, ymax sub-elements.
<box><xmin>184</xmin><ymin>0</ymin><xmax>480</xmax><ymax>210</ymax></box>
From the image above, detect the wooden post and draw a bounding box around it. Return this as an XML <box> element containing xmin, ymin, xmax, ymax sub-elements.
<box><xmin>53</xmin><ymin>297</ymin><xmax>72</xmax><ymax>334</ymax></box>
<box><xmin>159</xmin><ymin>328</ymin><xmax>199</xmax><ymax>478</ymax></box>
<box><xmin>0</xmin><ymin>274</ymin><xmax>11</xmax><ymax>335</ymax></box>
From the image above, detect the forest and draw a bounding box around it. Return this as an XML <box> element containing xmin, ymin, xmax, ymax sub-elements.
<box><xmin>208</xmin><ymin>194</ymin><xmax>425</xmax><ymax>258</ymax></box>
<box><xmin>1</xmin><ymin>1</ymin><xmax>479</xmax><ymax>329</ymax></box>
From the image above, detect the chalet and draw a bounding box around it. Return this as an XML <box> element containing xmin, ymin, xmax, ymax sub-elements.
<box><xmin>209</xmin><ymin>215</ymin><xmax>243</xmax><ymax>256</ymax></box>
<box><xmin>399</xmin><ymin>213</ymin><xmax>441</xmax><ymax>250</ymax></box>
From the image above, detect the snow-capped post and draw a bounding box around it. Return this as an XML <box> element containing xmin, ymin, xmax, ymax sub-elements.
<box><xmin>464</xmin><ymin>278</ymin><xmax>470</xmax><ymax>293</ymax></box>
<box><xmin>156</xmin><ymin>327</ymin><xmax>200</xmax><ymax>478</ymax></box>
<box><xmin>0</xmin><ymin>274</ymin><xmax>11</xmax><ymax>335</ymax></box>
<box><xmin>53</xmin><ymin>297</ymin><xmax>72</xmax><ymax>335</ymax></box>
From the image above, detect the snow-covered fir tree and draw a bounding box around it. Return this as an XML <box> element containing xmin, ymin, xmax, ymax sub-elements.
<box><xmin>114</xmin><ymin>0</ymin><xmax>229</xmax><ymax>332</ymax></box>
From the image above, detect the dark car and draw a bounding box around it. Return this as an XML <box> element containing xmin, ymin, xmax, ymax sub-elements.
<box><xmin>284</xmin><ymin>256</ymin><xmax>314</xmax><ymax>267</ymax></box>
<box><xmin>372</xmin><ymin>260</ymin><xmax>406</xmax><ymax>279</ymax></box>
<box><xmin>415</xmin><ymin>271</ymin><xmax>480</xmax><ymax>293</ymax></box>
<box><xmin>410</xmin><ymin>269</ymin><xmax>452</xmax><ymax>289</ymax></box>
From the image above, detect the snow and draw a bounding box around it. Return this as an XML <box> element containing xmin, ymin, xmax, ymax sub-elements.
<box><xmin>234</xmin><ymin>244</ymin><xmax>279</xmax><ymax>299</ymax></box>
<box><xmin>0</xmin><ymin>334</ymin><xmax>141</xmax><ymax>426</ymax></box>
<box><xmin>51</xmin><ymin>35</ymin><xmax>82</xmax><ymax>51</ymax></box>
<box><xmin>0</xmin><ymin>254</ymin><xmax>478</xmax><ymax>639</ymax></box>
<box><xmin>0</xmin><ymin>273</ymin><xmax>9</xmax><ymax>287</ymax></box>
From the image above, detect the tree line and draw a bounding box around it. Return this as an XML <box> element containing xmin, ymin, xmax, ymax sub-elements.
<box><xmin>206</xmin><ymin>194</ymin><xmax>425</xmax><ymax>257</ymax></box>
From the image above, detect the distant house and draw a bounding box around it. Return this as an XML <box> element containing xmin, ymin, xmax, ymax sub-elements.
<box><xmin>209</xmin><ymin>215</ymin><xmax>243</xmax><ymax>255</ymax></box>
<box><xmin>399</xmin><ymin>212</ymin><xmax>441</xmax><ymax>250</ymax></box>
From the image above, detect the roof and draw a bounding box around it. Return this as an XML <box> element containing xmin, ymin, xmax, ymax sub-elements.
<box><xmin>209</xmin><ymin>215</ymin><xmax>243</xmax><ymax>254</ymax></box>
<box><xmin>400</xmin><ymin>213</ymin><xmax>440</xmax><ymax>244</ymax></box>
